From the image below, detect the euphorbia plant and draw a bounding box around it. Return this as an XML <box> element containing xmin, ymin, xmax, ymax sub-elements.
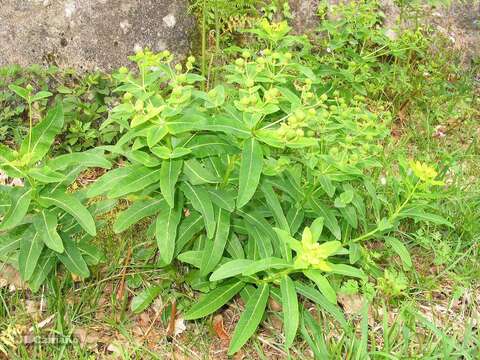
<box><xmin>0</xmin><ymin>86</ymin><xmax>111</xmax><ymax>291</ymax></box>
<box><xmin>182</xmin><ymin>219</ymin><xmax>366</xmax><ymax>354</ymax></box>
<box><xmin>87</xmin><ymin>20</ymin><xmax>450</xmax><ymax>353</ymax></box>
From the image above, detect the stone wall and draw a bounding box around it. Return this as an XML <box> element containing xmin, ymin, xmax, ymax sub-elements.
<box><xmin>288</xmin><ymin>0</ymin><xmax>479</xmax><ymax>64</ymax></box>
<box><xmin>0</xmin><ymin>0</ymin><xmax>195</xmax><ymax>72</ymax></box>
<box><xmin>0</xmin><ymin>0</ymin><xmax>478</xmax><ymax>72</ymax></box>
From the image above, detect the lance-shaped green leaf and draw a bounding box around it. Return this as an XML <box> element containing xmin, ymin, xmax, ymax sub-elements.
<box><xmin>329</xmin><ymin>263</ymin><xmax>367</xmax><ymax>280</ymax></box>
<box><xmin>273</xmin><ymin>227</ymin><xmax>301</xmax><ymax>257</ymax></box>
<box><xmin>238</xmin><ymin>209</ymin><xmax>276</xmax><ymax>257</ymax></box>
<box><xmin>295</xmin><ymin>282</ymin><xmax>348</xmax><ymax>330</ymax></box>
<box><xmin>175</xmin><ymin>211</ymin><xmax>204</xmax><ymax>256</ymax></box>
<box><xmin>19</xmin><ymin>101</ymin><xmax>64</xmax><ymax>163</ymax></box>
<box><xmin>318</xmin><ymin>175</ymin><xmax>336</xmax><ymax>198</ymax></box>
<box><xmin>286</xmin><ymin>206</ymin><xmax>304</xmax><ymax>235</ymax></box>
<box><xmin>33</xmin><ymin>210</ymin><xmax>64</xmax><ymax>253</ymax></box>
<box><xmin>280</xmin><ymin>275</ymin><xmax>299</xmax><ymax>347</ymax></box>
<box><xmin>166</xmin><ymin>113</ymin><xmax>208</xmax><ymax>134</ymax></box>
<box><xmin>261</xmin><ymin>182</ymin><xmax>290</xmax><ymax>232</ymax></box>
<box><xmin>48</xmin><ymin>151</ymin><xmax>111</xmax><ymax>171</ymax></box>
<box><xmin>131</xmin><ymin>286</ymin><xmax>162</xmax><ymax>314</ymax></box>
<box><xmin>385</xmin><ymin>236</ymin><xmax>412</xmax><ymax>269</ymax></box>
<box><xmin>19</xmin><ymin>230</ymin><xmax>44</xmax><ymax>281</ymax></box>
<box><xmin>0</xmin><ymin>145</ymin><xmax>23</xmax><ymax>178</ymax></box>
<box><xmin>339</xmin><ymin>206</ymin><xmax>358</xmax><ymax>229</ymax></box>
<box><xmin>300</xmin><ymin>308</ymin><xmax>329</xmax><ymax>359</ymax></box>
<box><xmin>184</xmin><ymin>134</ymin><xmax>239</xmax><ymax>158</ymax></box>
<box><xmin>156</xmin><ymin>195</ymin><xmax>183</xmax><ymax>264</ymax></box>
<box><xmin>147</xmin><ymin>126</ymin><xmax>168</xmax><ymax>148</ymax></box>
<box><xmin>226</xmin><ymin>233</ymin><xmax>245</xmax><ymax>259</ymax></box>
<box><xmin>0</xmin><ymin>188</ymin><xmax>32</xmax><ymax>231</ymax></box>
<box><xmin>178</xmin><ymin>250</ymin><xmax>204</xmax><ymax>268</ymax></box>
<box><xmin>31</xmin><ymin>90</ymin><xmax>53</xmax><ymax>102</ymax></box>
<box><xmin>204</xmin><ymin>115</ymin><xmax>251</xmax><ymax>138</ymax></box>
<box><xmin>113</xmin><ymin>198</ymin><xmax>165</xmax><ymax>233</ymax></box>
<box><xmin>304</xmin><ymin>270</ymin><xmax>337</xmax><ymax>304</ymax></box>
<box><xmin>397</xmin><ymin>207</ymin><xmax>454</xmax><ymax>228</ymax></box>
<box><xmin>39</xmin><ymin>190</ymin><xmax>96</xmax><ymax>236</ymax></box>
<box><xmin>310</xmin><ymin>217</ymin><xmax>324</xmax><ymax>241</ymax></box>
<box><xmin>180</xmin><ymin>182</ymin><xmax>215</xmax><ymax>238</ymax></box>
<box><xmin>160</xmin><ymin>159</ymin><xmax>183</xmax><ymax>208</ymax></box>
<box><xmin>200</xmin><ymin>208</ymin><xmax>231</xmax><ymax>276</ymax></box>
<box><xmin>9</xmin><ymin>84</ymin><xmax>30</xmax><ymax>100</ymax></box>
<box><xmin>28</xmin><ymin>166</ymin><xmax>65</xmax><ymax>183</ymax></box>
<box><xmin>86</xmin><ymin>166</ymin><xmax>137</xmax><ymax>198</ymax></box>
<box><xmin>237</xmin><ymin>138</ymin><xmax>263</xmax><ymax>208</ymax></box>
<box><xmin>78</xmin><ymin>242</ymin><xmax>106</xmax><ymax>266</ymax></box>
<box><xmin>228</xmin><ymin>283</ymin><xmax>270</xmax><ymax>355</ymax></box>
<box><xmin>88</xmin><ymin>199</ymin><xmax>118</xmax><ymax>217</ymax></box>
<box><xmin>56</xmin><ymin>235</ymin><xmax>90</xmax><ymax>278</ymax></box>
<box><xmin>125</xmin><ymin>150</ymin><xmax>162</xmax><ymax>167</ymax></box>
<box><xmin>0</xmin><ymin>232</ymin><xmax>22</xmax><ymax>254</ymax></box>
<box><xmin>210</xmin><ymin>259</ymin><xmax>254</xmax><ymax>282</ymax></box>
<box><xmin>206</xmin><ymin>188</ymin><xmax>236</xmax><ymax>212</ymax></box>
<box><xmin>244</xmin><ymin>221</ymin><xmax>273</xmax><ymax>258</ymax></box>
<box><xmin>29</xmin><ymin>251</ymin><xmax>56</xmax><ymax>293</ymax></box>
<box><xmin>184</xmin><ymin>281</ymin><xmax>245</xmax><ymax>320</ymax></box>
<box><xmin>184</xmin><ymin>159</ymin><xmax>221</xmax><ymax>185</ymax></box>
<box><xmin>108</xmin><ymin>166</ymin><xmax>163</xmax><ymax>198</ymax></box>
<box><xmin>309</xmin><ymin>197</ymin><xmax>341</xmax><ymax>240</ymax></box>
<box><xmin>242</xmin><ymin>257</ymin><xmax>291</xmax><ymax>276</ymax></box>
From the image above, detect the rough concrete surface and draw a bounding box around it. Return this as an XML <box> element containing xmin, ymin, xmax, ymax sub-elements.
<box><xmin>0</xmin><ymin>0</ymin><xmax>195</xmax><ymax>72</ymax></box>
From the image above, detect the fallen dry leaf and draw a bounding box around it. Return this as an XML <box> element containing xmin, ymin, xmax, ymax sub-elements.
<box><xmin>174</xmin><ymin>317</ymin><xmax>186</xmax><ymax>337</ymax></box>
<box><xmin>338</xmin><ymin>293</ymin><xmax>365</xmax><ymax>316</ymax></box>
<box><xmin>25</xmin><ymin>300</ymin><xmax>43</xmax><ymax>320</ymax></box>
<box><xmin>0</xmin><ymin>264</ymin><xmax>26</xmax><ymax>291</ymax></box>
<box><xmin>213</xmin><ymin>314</ymin><xmax>230</xmax><ymax>341</ymax></box>
<box><xmin>268</xmin><ymin>297</ymin><xmax>282</xmax><ymax>312</ymax></box>
<box><xmin>73</xmin><ymin>327</ymin><xmax>101</xmax><ymax>348</ymax></box>
<box><xmin>107</xmin><ymin>341</ymin><xmax>128</xmax><ymax>355</ymax></box>
<box><xmin>28</xmin><ymin>314</ymin><xmax>55</xmax><ymax>333</ymax></box>
<box><xmin>152</xmin><ymin>296</ymin><xmax>164</xmax><ymax>315</ymax></box>
<box><xmin>270</xmin><ymin>314</ymin><xmax>283</xmax><ymax>331</ymax></box>
<box><xmin>232</xmin><ymin>350</ymin><xmax>245</xmax><ymax>360</ymax></box>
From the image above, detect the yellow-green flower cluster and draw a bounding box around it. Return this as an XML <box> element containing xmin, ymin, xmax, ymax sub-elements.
<box><xmin>294</xmin><ymin>227</ymin><xmax>341</xmax><ymax>271</ymax></box>
<box><xmin>409</xmin><ymin>160</ymin><xmax>444</xmax><ymax>186</ymax></box>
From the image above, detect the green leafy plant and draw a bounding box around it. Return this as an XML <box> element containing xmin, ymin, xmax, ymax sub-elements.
<box><xmin>86</xmin><ymin>18</ymin><xmax>452</xmax><ymax>353</ymax></box>
<box><xmin>0</xmin><ymin>86</ymin><xmax>112</xmax><ymax>291</ymax></box>
<box><xmin>0</xmin><ymin>65</ymin><xmax>118</xmax><ymax>153</ymax></box>
<box><xmin>377</xmin><ymin>268</ymin><xmax>408</xmax><ymax>298</ymax></box>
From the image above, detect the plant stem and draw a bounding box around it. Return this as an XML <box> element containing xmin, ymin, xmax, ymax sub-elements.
<box><xmin>28</xmin><ymin>100</ymin><xmax>33</xmax><ymax>154</ymax></box>
<box><xmin>261</xmin><ymin>267</ymin><xmax>297</xmax><ymax>284</ymax></box>
<box><xmin>201</xmin><ymin>0</ymin><xmax>207</xmax><ymax>88</ymax></box>
<box><xmin>352</xmin><ymin>181</ymin><xmax>420</xmax><ymax>243</ymax></box>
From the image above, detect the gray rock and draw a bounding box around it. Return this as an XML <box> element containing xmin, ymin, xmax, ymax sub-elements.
<box><xmin>0</xmin><ymin>0</ymin><xmax>195</xmax><ymax>72</ymax></box>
